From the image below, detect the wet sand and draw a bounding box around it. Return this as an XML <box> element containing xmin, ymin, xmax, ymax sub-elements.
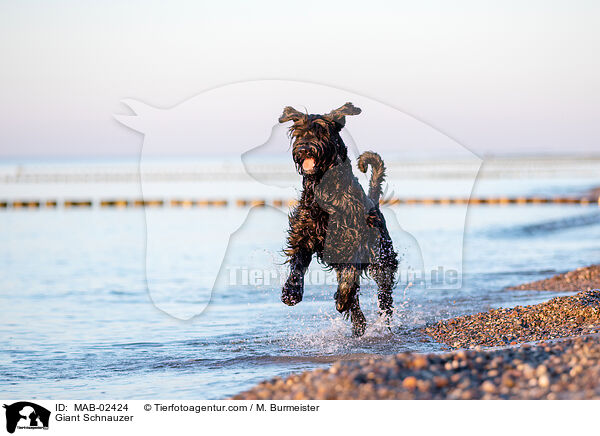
<box><xmin>508</xmin><ymin>265</ymin><xmax>600</xmax><ymax>292</ymax></box>
<box><xmin>233</xmin><ymin>282</ymin><xmax>600</xmax><ymax>400</ymax></box>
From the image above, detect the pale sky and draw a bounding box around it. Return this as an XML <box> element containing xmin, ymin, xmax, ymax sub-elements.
<box><xmin>0</xmin><ymin>0</ymin><xmax>599</xmax><ymax>159</ymax></box>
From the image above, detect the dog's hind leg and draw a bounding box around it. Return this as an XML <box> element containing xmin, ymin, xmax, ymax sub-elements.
<box><xmin>350</xmin><ymin>294</ymin><xmax>367</xmax><ymax>337</ymax></box>
<box><xmin>369</xmin><ymin>229</ymin><xmax>398</xmax><ymax>322</ymax></box>
<box><xmin>281</xmin><ymin>249</ymin><xmax>312</xmax><ymax>306</ymax></box>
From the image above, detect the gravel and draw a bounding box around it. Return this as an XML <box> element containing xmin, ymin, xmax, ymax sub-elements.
<box><xmin>232</xmin><ymin>334</ymin><xmax>600</xmax><ymax>399</ymax></box>
<box><xmin>507</xmin><ymin>264</ymin><xmax>600</xmax><ymax>292</ymax></box>
<box><xmin>424</xmin><ymin>289</ymin><xmax>600</xmax><ymax>348</ymax></box>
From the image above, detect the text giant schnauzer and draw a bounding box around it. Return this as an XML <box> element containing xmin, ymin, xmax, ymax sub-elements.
<box><xmin>279</xmin><ymin>102</ymin><xmax>398</xmax><ymax>336</ymax></box>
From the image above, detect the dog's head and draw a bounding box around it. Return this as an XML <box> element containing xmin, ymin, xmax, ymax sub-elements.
<box><xmin>279</xmin><ymin>102</ymin><xmax>361</xmax><ymax>177</ymax></box>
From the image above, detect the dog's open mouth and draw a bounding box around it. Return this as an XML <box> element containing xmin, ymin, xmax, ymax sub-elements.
<box><xmin>302</xmin><ymin>158</ymin><xmax>316</xmax><ymax>173</ymax></box>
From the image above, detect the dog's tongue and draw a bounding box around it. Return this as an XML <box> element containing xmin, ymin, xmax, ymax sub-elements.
<box><xmin>302</xmin><ymin>158</ymin><xmax>315</xmax><ymax>172</ymax></box>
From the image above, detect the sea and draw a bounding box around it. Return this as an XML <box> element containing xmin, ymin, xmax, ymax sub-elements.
<box><xmin>1</xmin><ymin>156</ymin><xmax>599</xmax><ymax>399</ymax></box>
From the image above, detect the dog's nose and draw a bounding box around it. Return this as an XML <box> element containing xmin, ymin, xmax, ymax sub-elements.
<box><xmin>294</xmin><ymin>145</ymin><xmax>313</xmax><ymax>164</ymax></box>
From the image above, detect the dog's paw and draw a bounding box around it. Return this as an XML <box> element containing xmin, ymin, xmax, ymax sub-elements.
<box><xmin>281</xmin><ymin>289</ymin><xmax>303</xmax><ymax>306</ymax></box>
<box><xmin>335</xmin><ymin>288</ymin><xmax>354</xmax><ymax>313</ymax></box>
<box><xmin>281</xmin><ymin>274</ymin><xmax>304</xmax><ymax>306</ymax></box>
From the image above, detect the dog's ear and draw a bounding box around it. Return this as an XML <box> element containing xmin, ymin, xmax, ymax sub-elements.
<box><xmin>326</xmin><ymin>102</ymin><xmax>361</xmax><ymax>127</ymax></box>
<box><xmin>279</xmin><ymin>106</ymin><xmax>305</xmax><ymax>123</ymax></box>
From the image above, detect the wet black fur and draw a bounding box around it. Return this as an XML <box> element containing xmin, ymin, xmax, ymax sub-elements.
<box><xmin>279</xmin><ymin>103</ymin><xmax>398</xmax><ymax>336</ymax></box>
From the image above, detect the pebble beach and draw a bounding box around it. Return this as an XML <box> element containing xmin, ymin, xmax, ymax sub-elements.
<box><xmin>232</xmin><ymin>334</ymin><xmax>600</xmax><ymax>399</ymax></box>
<box><xmin>424</xmin><ymin>289</ymin><xmax>600</xmax><ymax>348</ymax></box>
<box><xmin>233</xmin><ymin>268</ymin><xmax>600</xmax><ymax>400</ymax></box>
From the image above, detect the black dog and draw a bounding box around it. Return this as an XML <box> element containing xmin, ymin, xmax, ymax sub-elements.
<box><xmin>279</xmin><ymin>102</ymin><xmax>398</xmax><ymax>336</ymax></box>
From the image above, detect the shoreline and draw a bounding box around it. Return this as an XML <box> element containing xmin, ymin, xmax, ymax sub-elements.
<box><xmin>507</xmin><ymin>264</ymin><xmax>600</xmax><ymax>292</ymax></box>
<box><xmin>233</xmin><ymin>268</ymin><xmax>600</xmax><ymax>400</ymax></box>
<box><xmin>233</xmin><ymin>334</ymin><xmax>600</xmax><ymax>399</ymax></box>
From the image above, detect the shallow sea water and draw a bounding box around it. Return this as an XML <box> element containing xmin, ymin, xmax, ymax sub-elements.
<box><xmin>1</xmin><ymin>167</ymin><xmax>600</xmax><ymax>399</ymax></box>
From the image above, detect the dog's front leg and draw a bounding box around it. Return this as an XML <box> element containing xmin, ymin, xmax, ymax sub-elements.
<box><xmin>334</xmin><ymin>266</ymin><xmax>360</xmax><ymax>313</ymax></box>
<box><xmin>281</xmin><ymin>249</ymin><xmax>312</xmax><ymax>306</ymax></box>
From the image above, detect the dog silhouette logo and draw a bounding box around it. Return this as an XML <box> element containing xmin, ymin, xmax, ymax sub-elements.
<box><xmin>3</xmin><ymin>402</ymin><xmax>50</xmax><ymax>434</ymax></box>
<box><xmin>114</xmin><ymin>80</ymin><xmax>481</xmax><ymax>319</ymax></box>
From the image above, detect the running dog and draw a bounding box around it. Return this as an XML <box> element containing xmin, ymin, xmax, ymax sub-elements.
<box><xmin>279</xmin><ymin>102</ymin><xmax>398</xmax><ymax>336</ymax></box>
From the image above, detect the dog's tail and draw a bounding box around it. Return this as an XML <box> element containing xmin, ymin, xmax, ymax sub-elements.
<box><xmin>358</xmin><ymin>151</ymin><xmax>385</xmax><ymax>205</ymax></box>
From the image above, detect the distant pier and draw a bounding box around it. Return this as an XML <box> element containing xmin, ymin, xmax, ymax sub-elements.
<box><xmin>0</xmin><ymin>196</ymin><xmax>598</xmax><ymax>210</ymax></box>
